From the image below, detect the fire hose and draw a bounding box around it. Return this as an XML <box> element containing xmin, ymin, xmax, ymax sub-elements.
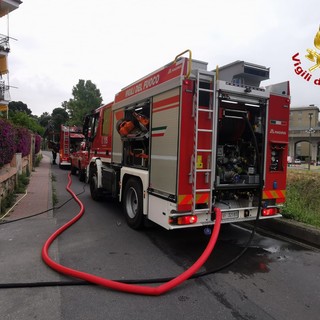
<box><xmin>0</xmin><ymin>106</ymin><xmax>266</xmax><ymax>292</ymax></box>
<box><xmin>42</xmin><ymin>173</ymin><xmax>222</xmax><ymax>296</ymax></box>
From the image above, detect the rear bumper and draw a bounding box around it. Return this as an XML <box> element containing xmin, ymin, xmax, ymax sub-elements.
<box><xmin>167</xmin><ymin>206</ymin><xmax>282</xmax><ymax>230</ymax></box>
<box><xmin>59</xmin><ymin>160</ymin><xmax>71</xmax><ymax>166</ymax></box>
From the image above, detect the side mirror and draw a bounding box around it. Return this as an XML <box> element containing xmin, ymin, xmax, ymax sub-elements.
<box><xmin>83</xmin><ymin>115</ymin><xmax>90</xmax><ymax>137</ymax></box>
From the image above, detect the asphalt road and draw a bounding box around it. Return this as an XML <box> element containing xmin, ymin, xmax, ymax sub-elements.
<box><xmin>1</xmin><ymin>163</ymin><xmax>320</xmax><ymax>320</ymax></box>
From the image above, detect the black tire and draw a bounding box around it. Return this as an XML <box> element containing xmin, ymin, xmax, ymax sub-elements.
<box><xmin>90</xmin><ymin>173</ymin><xmax>103</xmax><ymax>201</ymax></box>
<box><xmin>79</xmin><ymin>168</ymin><xmax>86</xmax><ymax>182</ymax></box>
<box><xmin>70</xmin><ymin>165</ymin><xmax>77</xmax><ymax>175</ymax></box>
<box><xmin>123</xmin><ymin>178</ymin><xmax>144</xmax><ymax>229</ymax></box>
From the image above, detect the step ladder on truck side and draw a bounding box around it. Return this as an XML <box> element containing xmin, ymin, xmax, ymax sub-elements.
<box><xmin>190</xmin><ymin>69</ymin><xmax>216</xmax><ymax>219</ymax></box>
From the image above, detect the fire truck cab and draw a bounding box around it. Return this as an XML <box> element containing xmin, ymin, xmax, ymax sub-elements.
<box><xmin>85</xmin><ymin>51</ymin><xmax>290</xmax><ymax>230</ymax></box>
<box><xmin>82</xmin><ymin>102</ymin><xmax>113</xmax><ymax>182</ymax></box>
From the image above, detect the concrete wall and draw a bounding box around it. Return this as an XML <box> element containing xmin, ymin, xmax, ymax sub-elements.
<box><xmin>0</xmin><ymin>153</ymin><xmax>31</xmax><ymax>214</ymax></box>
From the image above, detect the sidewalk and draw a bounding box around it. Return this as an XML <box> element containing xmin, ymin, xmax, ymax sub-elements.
<box><xmin>251</xmin><ymin>218</ymin><xmax>320</xmax><ymax>248</ymax></box>
<box><xmin>3</xmin><ymin>152</ymin><xmax>52</xmax><ymax>221</ymax></box>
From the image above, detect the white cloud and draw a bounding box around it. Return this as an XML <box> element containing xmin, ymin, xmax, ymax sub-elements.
<box><xmin>3</xmin><ymin>0</ymin><xmax>320</xmax><ymax>115</ymax></box>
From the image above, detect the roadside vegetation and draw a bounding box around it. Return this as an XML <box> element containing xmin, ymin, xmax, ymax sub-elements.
<box><xmin>0</xmin><ymin>172</ymin><xmax>30</xmax><ymax>217</ymax></box>
<box><xmin>282</xmin><ymin>169</ymin><xmax>320</xmax><ymax>228</ymax></box>
<box><xmin>0</xmin><ymin>154</ymin><xmax>42</xmax><ymax>218</ymax></box>
<box><xmin>34</xmin><ymin>153</ymin><xmax>43</xmax><ymax>169</ymax></box>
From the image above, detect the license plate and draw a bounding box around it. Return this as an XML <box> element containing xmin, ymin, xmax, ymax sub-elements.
<box><xmin>222</xmin><ymin>210</ymin><xmax>239</xmax><ymax>220</ymax></box>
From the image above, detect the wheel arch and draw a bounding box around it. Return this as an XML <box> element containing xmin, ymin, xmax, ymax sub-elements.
<box><xmin>120</xmin><ymin>168</ymin><xmax>149</xmax><ymax>216</ymax></box>
<box><xmin>88</xmin><ymin>157</ymin><xmax>103</xmax><ymax>188</ymax></box>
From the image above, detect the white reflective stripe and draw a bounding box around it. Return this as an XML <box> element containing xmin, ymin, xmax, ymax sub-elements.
<box><xmin>112</xmin><ymin>152</ymin><xmax>122</xmax><ymax>157</ymax></box>
<box><xmin>151</xmin><ymin>155</ymin><xmax>177</xmax><ymax>161</ymax></box>
<box><xmin>100</xmin><ymin>157</ymin><xmax>111</xmax><ymax>163</ymax></box>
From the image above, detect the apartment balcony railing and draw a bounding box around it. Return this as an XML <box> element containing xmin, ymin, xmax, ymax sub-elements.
<box><xmin>289</xmin><ymin>127</ymin><xmax>320</xmax><ymax>138</ymax></box>
<box><xmin>0</xmin><ymin>34</ymin><xmax>10</xmax><ymax>53</ymax></box>
<box><xmin>0</xmin><ymin>80</ymin><xmax>10</xmax><ymax>101</ymax></box>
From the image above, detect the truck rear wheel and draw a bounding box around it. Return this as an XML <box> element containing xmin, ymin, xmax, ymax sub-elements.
<box><xmin>79</xmin><ymin>168</ymin><xmax>86</xmax><ymax>182</ymax></box>
<box><xmin>79</xmin><ymin>169</ymin><xmax>86</xmax><ymax>182</ymax></box>
<box><xmin>123</xmin><ymin>178</ymin><xmax>144</xmax><ymax>229</ymax></box>
<box><xmin>70</xmin><ymin>165</ymin><xmax>77</xmax><ymax>175</ymax></box>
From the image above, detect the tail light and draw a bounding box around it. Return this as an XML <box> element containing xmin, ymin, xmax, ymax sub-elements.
<box><xmin>169</xmin><ymin>215</ymin><xmax>198</xmax><ymax>225</ymax></box>
<box><xmin>262</xmin><ymin>207</ymin><xmax>280</xmax><ymax>216</ymax></box>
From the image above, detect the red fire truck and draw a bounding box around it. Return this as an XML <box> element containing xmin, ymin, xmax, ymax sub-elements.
<box><xmin>83</xmin><ymin>50</ymin><xmax>290</xmax><ymax>230</ymax></box>
<box><xmin>59</xmin><ymin>125</ymin><xmax>85</xmax><ymax>169</ymax></box>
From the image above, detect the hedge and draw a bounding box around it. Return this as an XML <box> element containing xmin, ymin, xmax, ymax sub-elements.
<box><xmin>0</xmin><ymin>119</ymin><xmax>16</xmax><ymax>166</ymax></box>
<box><xmin>35</xmin><ymin>134</ymin><xmax>41</xmax><ymax>154</ymax></box>
<box><xmin>15</xmin><ymin>126</ymin><xmax>31</xmax><ymax>157</ymax></box>
<box><xmin>0</xmin><ymin>119</ymin><xmax>41</xmax><ymax>167</ymax></box>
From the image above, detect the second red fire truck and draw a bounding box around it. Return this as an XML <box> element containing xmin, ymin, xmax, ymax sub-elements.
<box><xmin>59</xmin><ymin>125</ymin><xmax>85</xmax><ymax>169</ymax></box>
<box><xmin>81</xmin><ymin>50</ymin><xmax>290</xmax><ymax>230</ymax></box>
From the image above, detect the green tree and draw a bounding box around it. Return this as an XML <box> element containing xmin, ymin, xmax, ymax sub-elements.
<box><xmin>66</xmin><ymin>80</ymin><xmax>103</xmax><ymax>126</ymax></box>
<box><xmin>51</xmin><ymin>107</ymin><xmax>69</xmax><ymax>132</ymax></box>
<box><xmin>38</xmin><ymin>112</ymin><xmax>52</xmax><ymax>128</ymax></box>
<box><xmin>10</xmin><ymin>111</ymin><xmax>45</xmax><ymax>135</ymax></box>
<box><xmin>8</xmin><ymin>101</ymin><xmax>32</xmax><ymax>116</ymax></box>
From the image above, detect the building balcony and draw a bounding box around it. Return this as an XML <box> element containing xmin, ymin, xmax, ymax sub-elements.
<box><xmin>0</xmin><ymin>0</ymin><xmax>22</xmax><ymax>18</ymax></box>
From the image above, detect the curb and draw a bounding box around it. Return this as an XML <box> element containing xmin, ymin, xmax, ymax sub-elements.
<box><xmin>251</xmin><ymin>218</ymin><xmax>320</xmax><ymax>248</ymax></box>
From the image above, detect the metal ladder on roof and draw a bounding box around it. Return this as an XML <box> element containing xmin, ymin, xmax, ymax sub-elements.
<box><xmin>64</xmin><ymin>128</ymin><xmax>70</xmax><ymax>155</ymax></box>
<box><xmin>191</xmin><ymin>69</ymin><xmax>216</xmax><ymax>216</ymax></box>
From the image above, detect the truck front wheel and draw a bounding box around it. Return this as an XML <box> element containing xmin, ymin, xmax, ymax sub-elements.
<box><xmin>90</xmin><ymin>174</ymin><xmax>103</xmax><ymax>201</ymax></box>
<box><xmin>123</xmin><ymin>178</ymin><xmax>144</xmax><ymax>229</ymax></box>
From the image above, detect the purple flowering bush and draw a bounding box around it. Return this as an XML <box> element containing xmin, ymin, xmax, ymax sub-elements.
<box><xmin>34</xmin><ymin>134</ymin><xmax>41</xmax><ymax>154</ymax></box>
<box><xmin>15</xmin><ymin>127</ymin><xmax>31</xmax><ymax>157</ymax></box>
<box><xmin>0</xmin><ymin>119</ymin><xmax>16</xmax><ymax>167</ymax></box>
<box><xmin>0</xmin><ymin>120</ymin><xmax>34</xmax><ymax>167</ymax></box>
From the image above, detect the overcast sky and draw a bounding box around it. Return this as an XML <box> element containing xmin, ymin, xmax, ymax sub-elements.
<box><xmin>2</xmin><ymin>0</ymin><xmax>320</xmax><ymax>116</ymax></box>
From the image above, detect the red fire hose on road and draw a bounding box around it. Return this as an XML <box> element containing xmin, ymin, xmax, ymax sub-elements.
<box><xmin>42</xmin><ymin>173</ymin><xmax>222</xmax><ymax>296</ymax></box>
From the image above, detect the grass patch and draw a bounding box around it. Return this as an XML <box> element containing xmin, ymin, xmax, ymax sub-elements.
<box><xmin>0</xmin><ymin>172</ymin><xmax>30</xmax><ymax>216</ymax></box>
<box><xmin>0</xmin><ymin>192</ymin><xmax>16</xmax><ymax>216</ymax></box>
<box><xmin>282</xmin><ymin>169</ymin><xmax>320</xmax><ymax>228</ymax></box>
<box><xmin>15</xmin><ymin>172</ymin><xmax>30</xmax><ymax>194</ymax></box>
<box><xmin>35</xmin><ymin>153</ymin><xmax>43</xmax><ymax>167</ymax></box>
